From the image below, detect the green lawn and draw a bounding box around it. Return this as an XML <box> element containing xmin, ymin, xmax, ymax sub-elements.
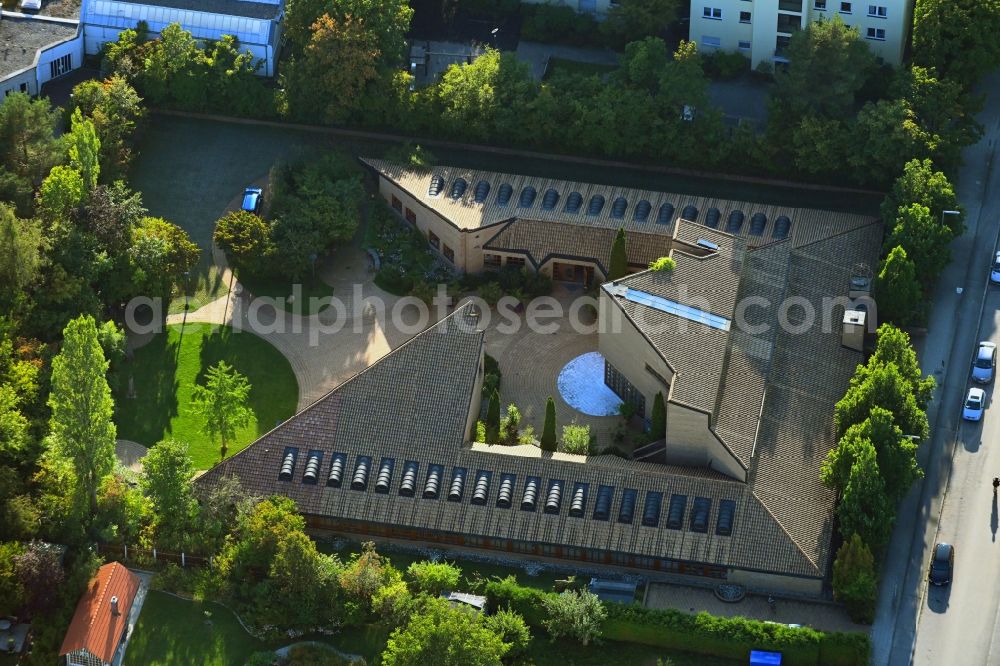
<box><xmin>114</xmin><ymin>323</ymin><xmax>298</xmax><ymax>469</ymax></box>
<box><xmin>168</xmin><ymin>264</ymin><xmax>232</xmax><ymax>316</ymax></box>
<box><xmin>543</xmin><ymin>57</ymin><xmax>618</xmax><ymax>81</ymax></box>
<box><xmin>128</xmin><ymin>591</ymin><xmax>268</xmax><ymax>666</ymax></box>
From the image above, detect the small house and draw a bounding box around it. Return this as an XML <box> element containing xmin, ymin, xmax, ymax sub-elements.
<box><xmin>59</xmin><ymin>562</ymin><xmax>140</xmax><ymax>666</ymax></box>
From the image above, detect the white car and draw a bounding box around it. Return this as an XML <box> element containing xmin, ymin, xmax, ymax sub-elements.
<box><xmin>992</xmin><ymin>251</ymin><xmax>1000</xmax><ymax>284</ymax></box>
<box><xmin>973</xmin><ymin>341</ymin><xmax>997</xmax><ymax>383</ymax></box>
<box><xmin>963</xmin><ymin>387</ymin><xmax>986</xmax><ymax>421</ymax></box>
<box><xmin>19</xmin><ymin>0</ymin><xmax>41</xmax><ymax>10</ymax></box>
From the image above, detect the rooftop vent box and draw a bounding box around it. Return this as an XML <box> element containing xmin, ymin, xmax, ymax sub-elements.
<box><xmin>842</xmin><ymin>309</ymin><xmax>866</xmax><ymax>352</ymax></box>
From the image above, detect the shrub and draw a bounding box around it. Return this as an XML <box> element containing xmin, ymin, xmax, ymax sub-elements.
<box><xmin>500</xmin><ymin>404</ymin><xmax>522</xmax><ymax>445</ymax></box>
<box><xmin>482</xmin><ymin>609</ymin><xmax>531</xmax><ymax>657</ymax></box>
<box><xmin>214</xmin><ymin>210</ymin><xmax>273</xmax><ymax>276</ymax></box>
<box><xmin>375</xmin><ymin>264</ymin><xmax>414</xmax><ymax>296</ymax></box>
<box><xmin>382</xmin><ymin>142</ymin><xmax>437</xmax><ymax>172</ymax></box>
<box><xmin>405</xmin><ymin>561</ymin><xmax>461</xmax><ymax>595</ymax></box>
<box><xmin>479</xmin><ymin>281</ymin><xmax>503</xmax><ymax>306</ymax></box>
<box><xmin>648</xmin><ymin>256</ymin><xmax>675</xmax><ymax>272</ymax></box>
<box><xmin>542</xmin><ymin>589</ymin><xmax>607</xmax><ymax>646</ymax></box>
<box><xmin>832</xmin><ymin>534</ymin><xmax>878</xmax><ymax>623</ymax></box>
<box><xmin>560</xmin><ymin>423</ymin><xmax>592</xmax><ymax>455</ymax></box>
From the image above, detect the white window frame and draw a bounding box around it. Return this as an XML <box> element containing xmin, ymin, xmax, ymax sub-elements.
<box><xmin>738</xmin><ymin>40</ymin><xmax>751</xmax><ymax>50</ymax></box>
<box><xmin>703</xmin><ymin>6</ymin><xmax>722</xmax><ymax>19</ymax></box>
<box><xmin>739</xmin><ymin>10</ymin><xmax>751</xmax><ymax>23</ymax></box>
<box><xmin>867</xmin><ymin>4</ymin><xmax>886</xmax><ymax>17</ymax></box>
<box><xmin>701</xmin><ymin>35</ymin><xmax>722</xmax><ymax>48</ymax></box>
<box><xmin>814</xmin><ymin>0</ymin><xmax>827</xmax><ymax>9</ymax></box>
<box><xmin>865</xmin><ymin>27</ymin><xmax>886</xmax><ymax>40</ymax></box>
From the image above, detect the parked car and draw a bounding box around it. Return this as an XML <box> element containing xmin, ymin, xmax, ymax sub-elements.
<box><xmin>963</xmin><ymin>387</ymin><xmax>985</xmax><ymax>421</ymax></box>
<box><xmin>992</xmin><ymin>251</ymin><xmax>1000</xmax><ymax>284</ymax></box>
<box><xmin>241</xmin><ymin>187</ymin><xmax>262</xmax><ymax>214</ymax></box>
<box><xmin>929</xmin><ymin>542</ymin><xmax>954</xmax><ymax>586</ymax></box>
<box><xmin>972</xmin><ymin>341</ymin><xmax>997</xmax><ymax>383</ymax></box>
<box><xmin>19</xmin><ymin>0</ymin><xmax>41</xmax><ymax>9</ymax></box>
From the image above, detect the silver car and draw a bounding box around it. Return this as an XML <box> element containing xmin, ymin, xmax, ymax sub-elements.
<box><xmin>973</xmin><ymin>341</ymin><xmax>997</xmax><ymax>383</ymax></box>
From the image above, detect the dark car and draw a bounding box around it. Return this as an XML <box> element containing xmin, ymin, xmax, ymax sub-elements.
<box><xmin>241</xmin><ymin>187</ymin><xmax>262</xmax><ymax>214</ymax></box>
<box><xmin>929</xmin><ymin>542</ymin><xmax>954</xmax><ymax>586</ymax></box>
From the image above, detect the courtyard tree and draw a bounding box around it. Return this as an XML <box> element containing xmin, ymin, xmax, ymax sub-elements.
<box><xmin>66</xmin><ymin>108</ymin><xmax>101</xmax><ymax>193</ymax></box>
<box><xmin>832</xmin><ymin>533</ymin><xmax>879</xmax><ymax>623</ymax></box>
<box><xmin>485</xmin><ymin>390</ymin><xmax>501</xmax><ymax>444</ymax></box>
<box><xmin>46</xmin><ymin>315</ymin><xmax>117</xmax><ymax>517</ymax></box>
<box><xmin>837</xmin><ymin>439</ymin><xmax>893</xmax><ymax>554</ymax></box>
<box><xmin>214</xmin><ymin>210</ymin><xmax>274</xmax><ymax>275</ymax></box>
<box><xmin>542</xmin><ymin>589</ymin><xmax>607</xmax><ymax>646</ymax></box>
<box><xmin>141</xmin><ymin>439</ymin><xmax>196</xmax><ymax>550</ymax></box>
<box><xmin>540</xmin><ymin>396</ymin><xmax>557</xmax><ymax>452</ymax></box>
<box><xmin>191</xmin><ymin>360</ymin><xmax>252</xmax><ymax>461</ymax></box>
<box><xmin>608</xmin><ymin>227</ymin><xmax>628</xmax><ymax>280</ymax></box>
<box><xmin>874</xmin><ymin>246</ymin><xmax>923</xmax><ymax>326</ymax></box>
<box><xmin>128</xmin><ymin>217</ymin><xmax>201</xmax><ymax>300</ymax></box>
<box><xmin>772</xmin><ymin>15</ymin><xmax>876</xmax><ymax>121</ymax></box>
<box><xmin>912</xmin><ymin>0</ymin><xmax>1000</xmax><ymax>88</ymax></box>
<box><xmin>880</xmin><ymin>158</ymin><xmax>963</xmax><ymax>236</ymax></box>
<box><xmin>405</xmin><ymin>560</ymin><xmax>461</xmax><ymax>595</ymax></box>
<box><xmin>381</xmin><ymin>596</ymin><xmax>510</xmax><ymax>666</ymax></box>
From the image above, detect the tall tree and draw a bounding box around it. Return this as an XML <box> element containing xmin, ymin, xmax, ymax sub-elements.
<box><xmin>46</xmin><ymin>315</ymin><xmax>116</xmax><ymax>517</ymax></box>
<box><xmin>37</xmin><ymin>166</ymin><xmax>85</xmax><ymax>227</ymax></box>
<box><xmin>835</xmin><ymin>362</ymin><xmax>928</xmax><ymax>440</ymax></box>
<box><xmin>608</xmin><ymin>227</ymin><xmax>628</xmax><ymax>280</ymax></box>
<box><xmin>540</xmin><ymin>396</ymin><xmax>557</xmax><ymax>452</ymax></box>
<box><xmin>485</xmin><ymin>390</ymin><xmax>501</xmax><ymax>444</ymax></box>
<box><xmin>912</xmin><ymin>0</ymin><xmax>1000</xmax><ymax>87</ymax></box>
<box><xmin>66</xmin><ymin>107</ymin><xmax>101</xmax><ymax>193</ymax></box>
<box><xmin>832</xmin><ymin>533</ymin><xmax>879</xmax><ymax>623</ymax></box>
<box><xmin>0</xmin><ymin>92</ymin><xmax>62</xmax><ymax>185</ymax></box>
<box><xmin>885</xmin><ymin>203</ymin><xmax>953</xmax><ymax>287</ymax></box>
<box><xmin>880</xmin><ymin>158</ymin><xmax>963</xmax><ymax>236</ymax></box>
<box><xmin>772</xmin><ymin>15</ymin><xmax>876</xmax><ymax>120</ymax></box>
<box><xmin>141</xmin><ymin>439</ymin><xmax>196</xmax><ymax>549</ymax></box>
<box><xmin>866</xmin><ymin>324</ymin><xmax>936</xmax><ymax>408</ymax></box>
<box><xmin>620</xmin><ymin>36</ymin><xmax>671</xmax><ymax>93</ymax></box>
<box><xmin>0</xmin><ymin>203</ymin><xmax>44</xmax><ymax>297</ymax></box>
<box><xmin>848</xmin><ymin>98</ymin><xmax>930</xmax><ymax>186</ymax></box>
<box><xmin>67</xmin><ymin>75</ymin><xmax>146</xmax><ymax>179</ymax></box>
<box><xmin>874</xmin><ymin>245</ymin><xmax>923</xmax><ymax>326</ymax></box>
<box><xmin>837</xmin><ymin>438</ymin><xmax>893</xmax><ymax>554</ymax></box>
<box><xmin>191</xmin><ymin>361</ymin><xmax>252</xmax><ymax>461</ymax></box>
<box><xmin>127</xmin><ymin>216</ymin><xmax>201</xmax><ymax>300</ymax></box>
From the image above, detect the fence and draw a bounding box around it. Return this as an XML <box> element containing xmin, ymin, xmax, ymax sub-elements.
<box><xmin>97</xmin><ymin>543</ymin><xmax>210</xmax><ymax>569</ymax></box>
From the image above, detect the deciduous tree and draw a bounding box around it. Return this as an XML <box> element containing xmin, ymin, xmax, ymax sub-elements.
<box><xmin>68</xmin><ymin>76</ymin><xmax>146</xmax><ymax>178</ymax></box>
<box><xmin>602</xmin><ymin>0</ymin><xmax>681</xmax><ymax>46</ymax></box>
<box><xmin>912</xmin><ymin>0</ymin><xmax>1000</xmax><ymax>87</ymax></box>
<box><xmin>542</xmin><ymin>589</ymin><xmax>607</xmax><ymax>646</ymax></box>
<box><xmin>835</xmin><ymin>362</ymin><xmax>928</xmax><ymax>441</ymax></box>
<box><xmin>832</xmin><ymin>533</ymin><xmax>878</xmax><ymax>623</ymax></box>
<box><xmin>214</xmin><ymin>210</ymin><xmax>273</xmax><ymax>275</ymax></box>
<box><xmin>874</xmin><ymin>246</ymin><xmax>923</xmax><ymax>326</ymax></box>
<box><xmin>46</xmin><ymin>315</ymin><xmax>116</xmax><ymax>517</ymax></box>
<box><xmin>141</xmin><ymin>439</ymin><xmax>196</xmax><ymax>550</ymax></box>
<box><xmin>837</xmin><ymin>439</ymin><xmax>893</xmax><ymax>554</ymax></box>
<box><xmin>0</xmin><ymin>203</ymin><xmax>44</xmax><ymax>298</ymax></box>
<box><xmin>405</xmin><ymin>560</ymin><xmax>461</xmax><ymax>595</ymax></box>
<box><xmin>191</xmin><ymin>361</ymin><xmax>252</xmax><ymax>461</ymax></box>
<box><xmin>66</xmin><ymin>107</ymin><xmax>101</xmax><ymax>193</ymax></box>
<box><xmin>884</xmin><ymin>203</ymin><xmax>953</xmax><ymax>287</ymax></box>
<box><xmin>880</xmin><ymin>158</ymin><xmax>963</xmax><ymax>236</ymax></box>
<box><xmin>381</xmin><ymin>596</ymin><xmax>509</xmax><ymax>666</ymax></box>
<box><xmin>37</xmin><ymin>166</ymin><xmax>85</xmax><ymax>226</ymax></box>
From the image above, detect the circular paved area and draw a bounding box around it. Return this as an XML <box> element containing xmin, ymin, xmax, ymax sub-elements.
<box><xmin>557</xmin><ymin>351</ymin><xmax>624</xmax><ymax>417</ymax></box>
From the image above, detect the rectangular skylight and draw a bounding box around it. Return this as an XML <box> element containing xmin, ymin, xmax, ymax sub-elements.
<box><xmin>624</xmin><ymin>288</ymin><xmax>731</xmax><ymax>331</ymax></box>
<box><xmin>696</xmin><ymin>238</ymin><xmax>719</xmax><ymax>251</ymax></box>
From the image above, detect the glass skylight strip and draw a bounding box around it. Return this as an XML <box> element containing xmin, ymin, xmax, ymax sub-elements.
<box><xmin>623</xmin><ymin>288</ymin><xmax>731</xmax><ymax>331</ymax></box>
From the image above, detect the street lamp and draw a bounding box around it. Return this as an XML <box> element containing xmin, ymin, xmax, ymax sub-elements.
<box><xmin>491</xmin><ymin>27</ymin><xmax>500</xmax><ymax>49</ymax></box>
<box><xmin>942</xmin><ymin>209</ymin><xmax>961</xmax><ymax>229</ymax></box>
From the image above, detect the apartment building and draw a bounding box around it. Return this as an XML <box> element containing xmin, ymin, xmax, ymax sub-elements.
<box><xmin>691</xmin><ymin>0</ymin><xmax>913</xmax><ymax>69</ymax></box>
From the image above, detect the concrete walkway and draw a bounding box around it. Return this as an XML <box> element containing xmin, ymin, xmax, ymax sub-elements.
<box><xmin>112</xmin><ymin>570</ymin><xmax>151</xmax><ymax>666</ymax></box>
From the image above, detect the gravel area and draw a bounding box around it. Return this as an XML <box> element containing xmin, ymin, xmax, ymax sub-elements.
<box><xmin>38</xmin><ymin>0</ymin><xmax>81</xmax><ymax>19</ymax></box>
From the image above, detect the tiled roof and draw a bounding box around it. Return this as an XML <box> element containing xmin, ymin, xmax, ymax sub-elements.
<box><xmin>198</xmin><ymin>184</ymin><xmax>882</xmax><ymax>581</ymax></box>
<box><xmin>59</xmin><ymin>562</ymin><xmax>139</xmax><ymax>663</ymax></box>
<box><xmin>362</xmin><ymin>159</ymin><xmax>875</xmax><ymax>248</ymax></box>
<box><xmin>482</xmin><ymin>218</ymin><xmax>674</xmax><ymax>276</ymax></box>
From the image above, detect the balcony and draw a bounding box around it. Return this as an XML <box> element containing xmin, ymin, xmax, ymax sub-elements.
<box><xmin>778</xmin><ymin>0</ymin><xmax>803</xmax><ymax>12</ymax></box>
<box><xmin>776</xmin><ymin>13</ymin><xmax>802</xmax><ymax>33</ymax></box>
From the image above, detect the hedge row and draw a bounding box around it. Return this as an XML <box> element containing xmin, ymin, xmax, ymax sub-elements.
<box><xmin>484</xmin><ymin>578</ymin><xmax>870</xmax><ymax>666</ymax></box>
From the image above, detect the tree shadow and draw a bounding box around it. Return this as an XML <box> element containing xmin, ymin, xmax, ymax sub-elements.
<box><xmin>114</xmin><ymin>331</ymin><xmax>180</xmax><ymax>445</ymax></box>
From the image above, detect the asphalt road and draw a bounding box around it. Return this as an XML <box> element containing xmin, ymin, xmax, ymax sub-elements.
<box><xmin>898</xmin><ymin>72</ymin><xmax>1000</xmax><ymax>664</ymax></box>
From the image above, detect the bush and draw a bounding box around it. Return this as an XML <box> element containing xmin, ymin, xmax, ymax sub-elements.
<box><xmin>542</xmin><ymin>589</ymin><xmax>606</xmax><ymax>646</ymax></box>
<box><xmin>648</xmin><ymin>256</ymin><xmax>676</xmax><ymax>272</ymax></box>
<box><xmin>405</xmin><ymin>561</ymin><xmax>461</xmax><ymax>595</ymax></box>
<box><xmin>482</xmin><ymin>609</ymin><xmax>531</xmax><ymax>657</ymax></box>
<box><xmin>375</xmin><ymin>264</ymin><xmax>414</xmax><ymax>296</ymax></box>
<box><xmin>702</xmin><ymin>51</ymin><xmax>750</xmax><ymax>79</ymax></box>
<box><xmin>484</xmin><ymin>576</ymin><xmax>549</xmax><ymax>625</ymax></box>
<box><xmin>560</xmin><ymin>423</ymin><xmax>592</xmax><ymax>455</ymax></box>
<box><xmin>521</xmin><ymin>5</ymin><xmax>603</xmax><ymax>47</ymax></box>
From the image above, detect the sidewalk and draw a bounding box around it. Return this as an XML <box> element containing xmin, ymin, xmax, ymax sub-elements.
<box><xmin>869</xmin><ymin>70</ymin><xmax>1000</xmax><ymax>665</ymax></box>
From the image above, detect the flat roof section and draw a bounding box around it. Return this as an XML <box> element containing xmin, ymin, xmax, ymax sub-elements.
<box><xmin>116</xmin><ymin>0</ymin><xmax>282</xmax><ymax>20</ymax></box>
<box><xmin>0</xmin><ymin>16</ymin><xmax>78</xmax><ymax>80</ymax></box>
